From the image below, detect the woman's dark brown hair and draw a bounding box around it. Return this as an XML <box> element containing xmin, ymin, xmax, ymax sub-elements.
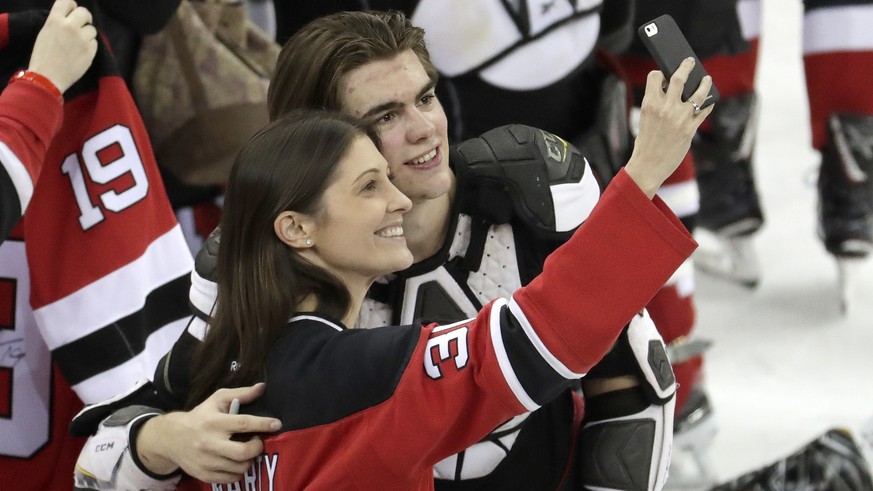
<box><xmin>267</xmin><ymin>10</ymin><xmax>438</xmax><ymax>120</ymax></box>
<box><xmin>187</xmin><ymin>110</ymin><xmax>380</xmax><ymax>407</ymax></box>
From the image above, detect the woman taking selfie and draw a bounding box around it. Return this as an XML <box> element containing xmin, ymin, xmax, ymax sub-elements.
<box><xmin>183</xmin><ymin>50</ymin><xmax>709</xmax><ymax>489</ymax></box>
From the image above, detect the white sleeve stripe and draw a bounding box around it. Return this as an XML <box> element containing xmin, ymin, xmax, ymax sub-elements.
<box><xmin>0</xmin><ymin>142</ymin><xmax>35</xmax><ymax>213</ymax></box>
<box><xmin>551</xmin><ymin>159</ymin><xmax>600</xmax><ymax>232</ymax></box>
<box><xmin>33</xmin><ymin>225</ymin><xmax>194</xmax><ymax>349</ymax></box>
<box><xmin>488</xmin><ymin>298</ymin><xmax>540</xmax><ymax>412</ymax></box>
<box><xmin>71</xmin><ymin>317</ymin><xmax>188</xmax><ymax>403</ymax></box>
<box><xmin>507</xmin><ymin>297</ymin><xmax>586</xmax><ymax>380</ymax></box>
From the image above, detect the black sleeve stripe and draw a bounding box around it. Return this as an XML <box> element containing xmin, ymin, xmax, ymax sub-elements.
<box><xmin>52</xmin><ymin>273</ymin><xmax>191</xmax><ymax>385</ymax></box>
<box><xmin>506</xmin><ymin>298</ymin><xmax>585</xmax><ymax>379</ymax></box>
<box><xmin>487</xmin><ymin>299</ymin><xmax>540</xmax><ymax>411</ymax></box>
<box><xmin>497</xmin><ymin>304</ymin><xmax>572</xmax><ymax>407</ymax></box>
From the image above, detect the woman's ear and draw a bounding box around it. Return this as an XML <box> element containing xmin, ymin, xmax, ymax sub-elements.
<box><xmin>274</xmin><ymin>211</ymin><xmax>315</xmax><ymax>249</ymax></box>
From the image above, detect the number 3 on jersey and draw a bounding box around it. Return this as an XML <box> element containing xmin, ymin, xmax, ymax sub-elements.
<box><xmin>61</xmin><ymin>125</ymin><xmax>149</xmax><ymax>231</ymax></box>
<box><xmin>424</xmin><ymin>323</ymin><xmax>470</xmax><ymax>379</ymax></box>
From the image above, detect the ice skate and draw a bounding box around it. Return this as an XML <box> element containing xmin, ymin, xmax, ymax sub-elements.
<box><xmin>711</xmin><ymin>416</ymin><xmax>873</xmax><ymax>491</ymax></box>
<box><xmin>694</xmin><ymin>229</ymin><xmax>762</xmax><ymax>289</ymax></box>
<box><xmin>693</xmin><ymin>93</ymin><xmax>764</xmax><ymax>288</ymax></box>
<box><xmin>818</xmin><ymin>113</ymin><xmax>873</xmax><ymax>314</ymax></box>
<box><xmin>665</xmin><ymin>388</ymin><xmax>719</xmax><ymax>491</ymax></box>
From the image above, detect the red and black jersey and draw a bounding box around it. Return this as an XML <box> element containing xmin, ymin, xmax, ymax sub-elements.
<box><xmin>0</xmin><ymin>10</ymin><xmax>192</xmax><ymax>490</ymax></box>
<box><xmin>201</xmin><ymin>169</ymin><xmax>696</xmax><ymax>491</ymax></box>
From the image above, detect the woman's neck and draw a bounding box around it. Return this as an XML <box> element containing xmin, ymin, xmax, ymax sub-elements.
<box><xmin>295</xmin><ymin>282</ymin><xmax>368</xmax><ymax>328</ymax></box>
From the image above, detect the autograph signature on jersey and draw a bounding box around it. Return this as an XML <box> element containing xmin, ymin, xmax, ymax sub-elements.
<box><xmin>0</xmin><ymin>338</ymin><xmax>24</xmax><ymax>368</ymax></box>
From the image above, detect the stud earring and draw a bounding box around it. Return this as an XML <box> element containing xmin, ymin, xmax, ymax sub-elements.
<box><xmin>305</xmin><ymin>239</ymin><xmax>313</xmax><ymax>247</ymax></box>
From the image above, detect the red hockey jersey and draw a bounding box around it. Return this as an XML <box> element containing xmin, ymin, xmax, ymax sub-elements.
<box><xmin>0</xmin><ymin>11</ymin><xmax>193</xmax><ymax>490</ymax></box>
<box><xmin>200</xmin><ymin>170</ymin><xmax>696</xmax><ymax>491</ymax></box>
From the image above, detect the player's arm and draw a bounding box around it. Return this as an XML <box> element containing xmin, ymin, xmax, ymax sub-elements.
<box><xmin>74</xmin><ymin>384</ymin><xmax>280</xmax><ymax>489</ymax></box>
<box><xmin>73</xmin><ymin>232</ymin><xmax>280</xmax><ymax>486</ymax></box>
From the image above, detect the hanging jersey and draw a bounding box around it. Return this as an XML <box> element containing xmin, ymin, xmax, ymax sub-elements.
<box><xmin>0</xmin><ymin>10</ymin><xmax>193</xmax><ymax>490</ymax></box>
<box><xmin>202</xmin><ymin>169</ymin><xmax>697</xmax><ymax>491</ymax></box>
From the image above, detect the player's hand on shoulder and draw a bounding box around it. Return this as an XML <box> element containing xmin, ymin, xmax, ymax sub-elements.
<box><xmin>137</xmin><ymin>383</ymin><xmax>282</xmax><ymax>483</ymax></box>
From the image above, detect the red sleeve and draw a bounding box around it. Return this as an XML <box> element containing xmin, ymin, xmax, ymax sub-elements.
<box><xmin>0</xmin><ymin>79</ymin><xmax>64</xmax><ymax>239</ymax></box>
<box><xmin>363</xmin><ymin>168</ymin><xmax>696</xmax><ymax>476</ymax></box>
<box><xmin>512</xmin><ymin>168</ymin><xmax>697</xmax><ymax>373</ymax></box>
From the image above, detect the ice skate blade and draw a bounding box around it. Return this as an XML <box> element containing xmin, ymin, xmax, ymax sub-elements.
<box><xmin>667</xmin><ymin>420</ymin><xmax>720</xmax><ymax>491</ymax></box>
<box><xmin>694</xmin><ymin>233</ymin><xmax>761</xmax><ymax>289</ymax></box>
<box><xmin>836</xmin><ymin>257</ymin><xmax>868</xmax><ymax>315</ymax></box>
<box><xmin>668</xmin><ymin>397</ymin><xmax>719</xmax><ymax>491</ymax></box>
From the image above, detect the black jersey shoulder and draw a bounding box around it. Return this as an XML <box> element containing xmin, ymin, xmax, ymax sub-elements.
<box><xmin>262</xmin><ymin>315</ymin><xmax>421</xmax><ymax>431</ymax></box>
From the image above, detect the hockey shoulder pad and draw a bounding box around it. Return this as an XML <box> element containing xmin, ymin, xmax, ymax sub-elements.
<box><xmin>74</xmin><ymin>405</ymin><xmax>181</xmax><ymax>490</ymax></box>
<box><xmin>577</xmin><ymin>310</ymin><xmax>676</xmax><ymax>491</ymax></box>
<box><xmin>452</xmin><ymin>124</ymin><xmax>600</xmax><ymax>239</ymax></box>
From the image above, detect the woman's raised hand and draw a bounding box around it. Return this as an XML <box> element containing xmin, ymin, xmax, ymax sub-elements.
<box><xmin>625</xmin><ymin>57</ymin><xmax>714</xmax><ymax>198</ymax></box>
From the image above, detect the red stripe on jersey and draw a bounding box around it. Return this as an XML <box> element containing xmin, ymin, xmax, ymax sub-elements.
<box><xmin>804</xmin><ymin>50</ymin><xmax>873</xmax><ymax>149</ymax></box>
<box><xmin>698</xmin><ymin>39</ymin><xmax>759</xmax><ymax>99</ymax></box>
<box><xmin>616</xmin><ymin>39</ymin><xmax>759</xmax><ymax>98</ymax></box>
<box><xmin>0</xmin><ymin>277</ymin><xmax>13</xmax><ymax>330</ymax></box>
<box><xmin>24</xmin><ymin>76</ymin><xmax>180</xmax><ymax>309</ymax></box>
<box><xmin>0</xmin><ymin>14</ymin><xmax>8</xmax><ymax>51</ymax></box>
<box><xmin>0</xmin><ymin>367</ymin><xmax>10</xmax><ymax>417</ymax></box>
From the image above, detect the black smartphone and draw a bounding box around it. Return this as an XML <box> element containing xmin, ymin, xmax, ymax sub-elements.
<box><xmin>637</xmin><ymin>14</ymin><xmax>719</xmax><ymax>108</ymax></box>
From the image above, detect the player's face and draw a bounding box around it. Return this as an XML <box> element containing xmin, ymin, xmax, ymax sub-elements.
<box><xmin>307</xmin><ymin>136</ymin><xmax>414</xmax><ymax>287</ymax></box>
<box><xmin>338</xmin><ymin>50</ymin><xmax>452</xmax><ymax>204</ymax></box>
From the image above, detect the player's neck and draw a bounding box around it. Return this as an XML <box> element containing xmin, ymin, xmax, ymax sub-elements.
<box><xmin>403</xmin><ymin>179</ymin><xmax>456</xmax><ymax>263</ymax></box>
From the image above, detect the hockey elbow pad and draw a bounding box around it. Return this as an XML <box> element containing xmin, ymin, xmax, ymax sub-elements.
<box><xmin>577</xmin><ymin>309</ymin><xmax>676</xmax><ymax>491</ymax></box>
<box><xmin>74</xmin><ymin>406</ymin><xmax>181</xmax><ymax>490</ymax></box>
<box><xmin>190</xmin><ymin>226</ymin><xmax>220</xmax><ymax>321</ymax></box>
<box><xmin>70</xmin><ymin>379</ymin><xmax>164</xmax><ymax>437</ymax></box>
